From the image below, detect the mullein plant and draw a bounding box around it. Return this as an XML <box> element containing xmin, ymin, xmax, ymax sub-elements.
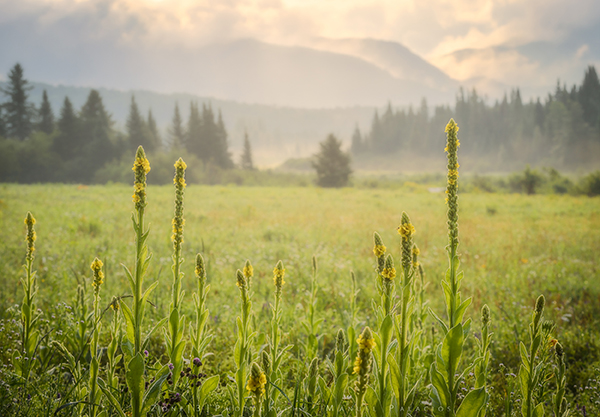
<box><xmin>304</xmin><ymin>357</ymin><xmax>319</xmax><ymax>412</ymax></box>
<box><xmin>390</xmin><ymin>212</ymin><xmax>421</xmax><ymax>417</ymax></box>
<box><xmin>347</xmin><ymin>271</ymin><xmax>360</xmax><ymax>366</ymax></box>
<box><xmin>429</xmin><ymin>119</ymin><xmax>486</xmax><ymax>417</ymax></box>
<box><xmin>188</xmin><ymin>254</ymin><xmax>219</xmax><ymax>417</ymax></box>
<box><xmin>302</xmin><ymin>256</ymin><xmax>322</xmax><ymax>360</ymax></box>
<box><xmin>264</xmin><ymin>260</ymin><xmax>291</xmax><ymax>417</ymax></box>
<box><xmin>370</xmin><ymin>232</ymin><xmax>395</xmax><ymax>416</ymax></box>
<box><xmin>88</xmin><ymin>258</ymin><xmax>104</xmax><ymax>417</ymax></box>
<box><xmin>165</xmin><ymin>158</ymin><xmax>187</xmax><ymax>386</ymax></box>
<box><xmin>321</xmin><ymin>329</ymin><xmax>349</xmax><ymax>417</ymax></box>
<box><xmin>354</xmin><ymin>327</ymin><xmax>376</xmax><ymax>417</ymax></box>
<box><xmin>518</xmin><ymin>295</ymin><xmax>551</xmax><ymax>417</ymax></box>
<box><xmin>17</xmin><ymin>212</ymin><xmax>40</xmax><ymax>382</ymax></box>
<box><xmin>552</xmin><ymin>342</ymin><xmax>570</xmax><ymax>417</ymax></box>
<box><xmin>98</xmin><ymin>147</ymin><xmax>170</xmax><ymax>417</ymax></box>
<box><xmin>475</xmin><ymin>305</ymin><xmax>492</xmax><ymax>417</ymax></box>
<box><xmin>231</xmin><ymin>264</ymin><xmax>256</xmax><ymax>417</ymax></box>
<box><xmin>106</xmin><ymin>296</ymin><xmax>122</xmax><ymax>391</ymax></box>
<box><xmin>247</xmin><ymin>362</ymin><xmax>267</xmax><ymax>417</ymax></box>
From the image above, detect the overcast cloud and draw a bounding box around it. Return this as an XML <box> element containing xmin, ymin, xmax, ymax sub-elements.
<box><xmin>1</xmin><ymin>0</ymin><xmax>599</xmax><ymax>96</ymax></box>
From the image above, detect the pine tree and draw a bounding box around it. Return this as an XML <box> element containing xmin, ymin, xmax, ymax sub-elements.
<box><xmin>79</xmin><ymin>89</ymin><xmax>114</xmax><ymax>180</ymax></box>
<box><xmin>53</xmin><ymin>96</ymin><xmax>80</xmax><ymax>160</ymax></box>
<box><xmin>579</xmin><ymin>66</ymin><xmax>600</xmax><ymax>129</ymax></box>
<box><xmin>37</xmin><ymin>90</ymin><xmax>55</xmax><ymax>134</ymax></box>
<box><xmin>215</xmin><ymin>110</ymin><xmax>234</xmax><ymax>168</ymax></box>
<box><xmin>1</xmin><ymin>63</ymin><xmax>34</xmax><ymax>140</ymax></box>
<box><xmin>240</xmin><ymin>131</ymin><xmax>254</xmax><ymax>170</ymax></box>
<box><xmin>186</xmin><ymin>102</ymin><xmax>204</xmax><ymax>158</ymax></box>
<box><xmin>147</xmin><ymin>109</ymin><xmax>161</xmax><ymax>149</ymax></box>
<box><xmin>312</xmin><ymin>134</ymin><xmax>352</xmax><ymax>188</ymax></box>
<box><xmin>351</xmin><ymin>125</ymin><xmax>363</xmax><ymax>155</ymax></box>
<box><xmin>126</xmin><ymin>96</ymin><xmax>156</xmax><ymax>152</ymax></box>
<box><xmin>168</xmin><ymin>102</ymin><xmax>186</xmax><ymax>149</ymax></box>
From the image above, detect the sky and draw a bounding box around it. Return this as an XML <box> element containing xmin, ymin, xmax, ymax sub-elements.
<box><xmin>1</xmin><ymin>0</ymin><xmax>599</xmax><ymax>100</ymax></box>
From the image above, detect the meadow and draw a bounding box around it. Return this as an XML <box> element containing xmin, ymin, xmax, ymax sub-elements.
<box><xmin>0</xmin><ymin>144</ymin><xmax>599</xmax><ymax>416</ymax></box>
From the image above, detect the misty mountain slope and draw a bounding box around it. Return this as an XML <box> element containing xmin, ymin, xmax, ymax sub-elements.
<box><xmin>308</xmin><ymin>37</ymin><xmax>457</xmax><ymax>91</ymax></box>
<box><xmin>172</xmin><ymin>39</ymin><xmax>451</xmax><ymax>107</ymax></box>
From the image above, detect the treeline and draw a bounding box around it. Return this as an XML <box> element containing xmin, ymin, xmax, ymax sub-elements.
<box><xmin>352</xmin><ymin>66</ymin><xmax>600</xmax><ymax>170</ymax></box>
<box><xmin>0</xmin><ymin>64</ymin><xmax>254</xmax><ymax>184</ymax></box>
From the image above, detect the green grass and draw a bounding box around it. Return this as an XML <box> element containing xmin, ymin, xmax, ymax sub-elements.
<box><xmin>0</xmin><ymin>183</ymin><xmax>599</xmax><ymax>415</ymax></box>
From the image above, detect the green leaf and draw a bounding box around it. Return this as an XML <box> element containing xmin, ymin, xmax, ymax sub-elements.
<box><xmin>198</xmin><ymin>375</ymin><xmax>219</xmax><ymax>410</ymax></box>
<box><xmin>456</xmin><ymin>387</ymin><xmax>486</xmax><ymax>417</ymax></box>
<box><xmin>519</xmin><ymin>342</ymin><xmax>530</xmax><ymax>371</ymax></box>
<box><xmin>519</xmin><ymin>365</ymin><xmax>530</xmax><ymax>399</ymax></box>
<box><xmin>430</xmin><ymin>364</ymin><xmax>450</xmax><ymax>408</ymax></box>
<box><xmin>428</xmin><ymin>307</ymin><xmax>449</xmax><ymax>335</ymax></box>
<box><xmin>388</xmin><ymin>353</ymin><xmax>401</xmax><ymax>399</ymax></box>
<box><xmin>333</xmin><ymin>373</ymin><xmax>347</xmax><ymax>406</ymax></box>
<box><xmin>126</xmin><ymin>353</ymin><xmax>145</xmax><ymax>416</ymax></box>
<box><xmin>380</xmin><ymin>315</ymin><xmax>393</xmax><ymax>355</ymax></box>
<box><xmin>142</xmin><ymin>365</ymin><xmax>170</xmax><ymax>414</ymax></box>
<box><xmin>533</xmin><ymin>403</ymin><xmax>545</xmax><ymax>417</ymax></box>
<box><xmin>454</xmin><ymin>297</ymin><xmax>472</xmax><ymax>325</ymax></box>
<box><xmin>141</xmin><ymin>317</ymin><xmax>168</xmax><ymax>352</ymax></box>
<box><xmin>442</xmin><ymin>323</ymin><xmax>464</xmax><ymax>381</ymax></box>
<box><xmin>120</xmin><ymin>302</ymin><xmax>136</xmax><ymax>345</ymax></box>
<box><xmin>97</xmin><ymin>379</ymin><xmax>127</xmax><ymax>417</ymax></box>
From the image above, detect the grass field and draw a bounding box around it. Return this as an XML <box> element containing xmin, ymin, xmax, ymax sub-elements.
<box><xmin>0</xmin><ymin>181</ymin><xmax>599</xmax><ymax>416</ymax></box>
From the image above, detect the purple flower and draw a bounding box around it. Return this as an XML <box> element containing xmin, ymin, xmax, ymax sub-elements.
<box><xmin>144</xmin><ymin>350</ymin><xmax>149</xmax><ymax>357</ymax></box>
<box><xmin>193</xmin><ymin>357</ymin><xmax>202</xmax><ymax>367</ymax></box>
<box><xmin>168</xmin><ymin>363</ymin><xmax>174</xmax><ymax>370</ymax></box>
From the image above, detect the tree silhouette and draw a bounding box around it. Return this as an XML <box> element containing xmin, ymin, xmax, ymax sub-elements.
<box><xmin>1</xmin><ymin>63</ymin><xmax>34</xmax><ymax>140</ymax></box>
<box><xmin>240</xmin><ymin>131</ymin><xmax>254</xmax><ymax>170</ymax></box>
<box><xmin>312</xmin><ymin>134</ymin><xmax>352</xmax><ymax>188</ymax></box>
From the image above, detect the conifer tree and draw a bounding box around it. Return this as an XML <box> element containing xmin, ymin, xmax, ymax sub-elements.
<box><xmin>53</xmin><ymin>96</ymin><xmax>80</xmax><ymax>160</ymax></box>
<box><xmin>168</xmin><ymin>102</ymin><xmax>186</xmax><ymax>150</ymax></box>
<box><xmin>79</xmin><ymin>89</ymin><xmax>114</xmax><ymax>180</ymax></box>
<box><xmin>312</xmin><ymin>134</ymin><xmax>352</xmax><ymax>188</ymax></box>
<box><xmin>126</xmin><ymin>96</ymin><xmax>156</xmax><ymax>152</ymax></box>
<box><xmin>215</xmin><ymin>110</ymin><xmax>234</xmax><ymax>168</ymax></box>
<box><xmin>147</xmin><ymin>109</ymin><xmax>160</xmax><ymax>149</ymax></box>
<box><xmin>240</xmin><ymin>131</ymin><xmax>254</xmax><ymax>170</ymax></box>
<box><xmin>186</xmin><ymin>102</ymin><xmax>204</xmax><ymax>158</ymax></box>
<box><xmin>351</xmin><ymin>125</ymin><xmax>363</xmax><ymax>155</ymax></box>
<box><xmin>579</xmin><ymin>66</ymin><xmax>600</xmax><ymax>129</ymax></box>
<box><xmin>1</xmin><ymin>63</ymin><xmax>34</xmax><ymax>140</ymax></box>
<box><xmin>37</xmin><ymin>90</ymin><xmax>55</xmax><ymax>134</ymax></box>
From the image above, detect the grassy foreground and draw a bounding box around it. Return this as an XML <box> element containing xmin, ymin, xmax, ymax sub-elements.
<box><xmin>0</xmin><ymin>181</ymin><xmax>599</xmax><ymax>416</ymax></box>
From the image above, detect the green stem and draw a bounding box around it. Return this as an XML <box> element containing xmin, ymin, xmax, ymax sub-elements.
<box><xmin>134</xmin><ymin>208</ymin><xmax>145</xmax><ymax>355</ymax></box>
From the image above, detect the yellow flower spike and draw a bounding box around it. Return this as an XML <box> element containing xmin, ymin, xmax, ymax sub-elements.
<box><xmin>246</xmin><ymin>362</ymin><xmax>267</xmax><ymax>397</ymax></box>
<box><xmin>90</xmin><ymin>257</ymin><xmax>104</xmax><ymax>291</ymax></box>
<box><xmin>273</xmin><ymin>260</ymin><xmax>285</xmax><ymax>288</ymax></box>
<box><xmin>24</xmin><ymin>212</ymin><xmax>36</xmax><ymax>260</ymax></box>
<box><xmin>243</xmin><ymin>260</ymin><xmax>253</xmax><ymax>280</ymax></box>
<box><xmin>381</xmin><ymin>255</ymin><xmax>396</xmax><ymax>281</ymax></box>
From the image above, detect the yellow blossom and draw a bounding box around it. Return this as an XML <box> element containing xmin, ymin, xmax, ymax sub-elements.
<box><xmin>398</xmin><ymin>222</ymin><xmax>416</xmax><ymax>238</ymax></box>
<box><xmin>373</xmin><ymin>244</ymin><xmax>386</xmax><ymax>257</ymax></box>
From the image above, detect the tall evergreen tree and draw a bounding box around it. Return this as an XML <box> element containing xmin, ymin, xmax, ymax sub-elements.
<box><xmin>215</xmin><ymin>110</ymin><xmax>234</xmax><ymax>168</ymax></box>
<box><xmin>1</xmin><ymin>63</ymin><xmax>34</xmax><ymax>140</ymax></box>
<box><xmin>147</xmin><ymin>109</ymin><xmax>161</xmax><ymax>149</ymax></box>
<box><xmin>168</xmin><ymin>102</ymin><xmax>186</xmax><ymax>149</ymax></box>
<box><xmin>37</xmin><ymin>90</ymin><xmax>55</xmax><ymax>134</ymax></box>
<box><xmin>186</xmin><ymin>102</ymin><xmax>204</xmax><ymax>157</ymax></box>
<box><xmin>79</xmin><ymin>89</ymin><xmax>114</xmax><ymax>180</ymax></box>
<box><xmin>579</xmin><ymin>66</ymin><xmax>600</xmax><ymax>129</ymax></box>
<box><xmin>351</xmin><ymin>125</ymin><xmax>363</xmax><ymax>154</ymax></box>
<box><xmin>54</xmin><ymin>96</ymin><xmax>80</xmax><ymax>160</ymax></box>
<box><xmin>240</xmin><ymin>131</ymin><xmax>254</xmax><ymax>170</ymax></box>
<box><xmin>312</xmin><ymin>134</ymin><xmax>352</xmax><ymax>188</ymax></box>
<box><xmin>126</xmin><ymin>96</ymin><xmax>155</xmax><ymax>152</ymax></box>
<box><xmin>0</xmin><ymin>107</ymin><xmax>6</xmax><ymax>137</ymax></box>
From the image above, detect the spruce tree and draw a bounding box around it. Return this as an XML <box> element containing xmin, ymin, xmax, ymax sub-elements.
<box><xmin>168</xmin><ymin>102</ymin><xmax>186</xmax><ymax>149</ymax></box>
<box><xmin>240</xmin><ymin>131</ymin><xmax>254</xmax><ymax>170</ymax></box>
<box><xmin>312</xmin><ymin>134</ymin><xmax>352</xmax><ymax>188</ymax></box>
<box><xmin>579</xmin><ymin>66</ymin><xmax>600</xmax><ymax>129</ymax></box>
<box><xmin>215</xmin><ymin>110</ymin><xmax>234</xmax><ymax>168</ymax></box>
<box><xmin>79</xmin><ymin>89</ymin><xmax>114</xmax><ymax>180</ymax></box>
<box><xmin>37</xmin><ymin>90</ymin><xmax>55</xmax><ymax>134</ymax></box>
<box><xmin>186</xmin><ymin>101</ymin><xmax>205</xmax><ymax>160</ymax></box>
<box><xmin>126</xmin><ymin>96</ymin><xmax>155</xmax><ymax>152</ymax></box>
<box><xmin>1</xmin><ymin>63</ymin><xmax>34</xmax><ymax>140</ymax></box>
<box><xmin>54</xmin><ymin>96</ymin><xmax>80</xmax><ymax>160</ymax></box>
<box><xmin>351</xmin><ymin>125</ymin><xmax>363</xmax><ymax>155</ymax></box>
<box><xmin>147</xmin><ymin>109</ymin><xmax>161</xmax><ymax>149</ymax></box>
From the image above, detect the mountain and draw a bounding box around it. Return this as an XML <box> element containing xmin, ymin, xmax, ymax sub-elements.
<box><xmin>0</xmin><ymin>38</ymin><xmax>455</xmax><ymax>109</ymax></box>
<box><xmin>306</xmin><ymin>37</ymin><xmax>457</xmax><ymax>92</ymax></box>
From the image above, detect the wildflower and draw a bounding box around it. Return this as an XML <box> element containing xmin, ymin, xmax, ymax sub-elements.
<box><xmin>110</xmin><ymin>296</ymin><xmax>120</xmax><ymax>311</ymax></box>
<box><xmin>246</xmin><ymin>362</ymin><xmax>267</xmax><ymax>397</ymax></box>
<box><xmin>373</xmin><ymin>232</ymin><xmax>386</xmax><ymax>273</ymax></box>
<box><xmin>336</xmin><ymin>329</ymin><xmax>346</xmax><ymax>353</ymax></box>
<box><xmin>131</xmin><ymin>146</ymin><xmax>150</xmax><ymax>210</ymax></box>
<box><xmin>243</xmin><ymin>259</ymin><xmax>253</xmax><ymax>282</ymax></box>
<box><xmin>261</xmin><ymin>350</ymin><xmax>271</xmax><ymax>376</ymax></box>
<box><xmin>481</xmin><ymin>304</ymin><xmax>490</xmax><ymax>328</ymax></box>
<box><xmin>399</xmin><ymin>212</ymin><xmax>415</xmax><ymax>280</ymax></box>
<box><xmin>193</xmin><ymin>357</ymin><xmax>202</xmax><ymax>367</ymax></box>
<box><xmin>444</xmin><ymin>119</ymin><xmax>460</xmax><ymax>250</ymax></box>
<box><xmin>381</xmin><ymin>255</ymin><xmax>396</xmax><ymax>281</ymax></box>
<box><xmin>533</xmin><ymin>295</ymin><xmax>545</xmax><ymax>328</ymax></box>
<box><xmin>236</xmin><ymin>269</ymin><xmax>247</xmax><ymax>289</ymax></box>
<box><xmin>90</xmin><ymin>257</ymin><xmax>104</xmax><ymax>291</ymax></box>
<box><xmin>353</xmin><ymin>327</ymin><xmax>375</xmax><ymax>416</ymax></box>
<box><xmin>168</xmin><ymin>363</ymin><xmax>174</xmax><ymax>370</ymax></box>
<box><xmin>24</xmin><ymin>212</ymin><xmax>36</xmax><ymax>260</ymax></box>
<box><xmin>273</xmin><ymin>260</ymin><xmax>285</xmax><ymax>289</ymax></box>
